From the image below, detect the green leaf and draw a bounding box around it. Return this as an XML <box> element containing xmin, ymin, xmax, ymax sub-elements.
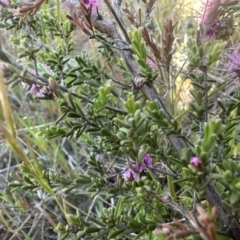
<box><xmin>108</xmin><ymin>229</ymin><xmax>126</xmax><ymax>239</ymax></box>
<box><xmin>84</xmin><ymin>226</ymin><xmax>101</xmax><ymax>234</ymax></box>
<box><xmin>230</xmin><ymin>192</ymin><xmax>240</xmax><ymax>204</ymax></box>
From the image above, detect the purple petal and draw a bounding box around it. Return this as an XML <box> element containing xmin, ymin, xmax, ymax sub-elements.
<box><xmin>147</xmin><ymin>59</ymin><xmax>158</xmax><ymax>70</ymax></box>
<box><xmin>123</xmin><ymin>168</ymin><xmax>138</xmax><ymax>181</ymax></box>
<box><xmin>139</xmin><ymin>165</ymin><xmax>146</xmax><ymax>172</ymax></box>
<box><xmin>144</xmin><ymin>154</ymin><xmax>153</xmax><ymax>166</ymax></box>
<box><xmin>84</xmin><ymin>0</ymin><xmax>101</xmax><ymax>11</ymax></box>
<box><xmin>190</xmin><ymin>157</ymin><xmax>202</xmax><ymax>167</ymax></box>
<box><xmin>28</xmin><ymin>69</ymin><xmax>37</xmax><ymax>75</ymax></box>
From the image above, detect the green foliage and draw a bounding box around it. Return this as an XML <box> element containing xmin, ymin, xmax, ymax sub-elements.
<box><xmin>1</xmin><ymin>0</ymin><xmax>240</xmax><ymax>239</ymax></box>
<box><xmin>187</xmin><ymin>37</ymin><xmax>224</xmax><ymax>67</ymax></box>
<box><xmin>130</xmin><ymin>29</ymin><xmax>158</xmax><ymax>84</ymax></box>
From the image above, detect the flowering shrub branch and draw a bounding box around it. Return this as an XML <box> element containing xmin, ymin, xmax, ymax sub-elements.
<box><xmin>1</xmin><ymin>0</ymin><xmax>240</xmax><ymax>239</ymax></box>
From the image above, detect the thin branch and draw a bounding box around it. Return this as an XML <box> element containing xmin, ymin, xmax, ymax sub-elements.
<box><xmin>92</xmin><ymin>34</ymin><xmax>130</xmax><ymax>51</ymax></box>
<box><xmin>6</xmin><ymin>62</ymin><xmax>128</xmax><ymax>115</ymax></box>
<box><xmin>104</xmin><ymin>0</ymin><xmax>131</xmax><ymax>44</ymax></box>
<box><xmin>202</xmin><ymin>66</ymin><xmax>208</xmax><ymax>122</ymax></box>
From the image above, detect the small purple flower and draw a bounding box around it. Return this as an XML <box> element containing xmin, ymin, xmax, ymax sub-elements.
<box><xmin>143</xmin><ymin>154</ymin><xmax>153</xmax><ymax>166</ymax></box>
<box><xmin>28</xmin><ymin>68</ymin><xmax>37</xmax><ymax>75</ymax></box>
<box><xmin>123</xmin><ymin>154</ymin><xmax>153</xmax><ymax>182</ymax></box>
<box><xmin>0</xmin><ymin>0</ymin><xmax>9</xmax><ymax>9</ymax></box>
<box><xmin>83</xmin><ymin>0</ymin><xmax>101</xmax><ymax>12</ymax></box>
<box><xmin>123</xmin><ymin>164</ymin><xmax>139</xmax><ymax>181</ymax></box>
<box><xmin>22</xmin><ymin>67</ymin><xmax>54</xmax><ymax>99</ymax></box>
<box><xmin>22</xmin><ymin>83</ymin><xmax>53</xmax><ymax>99</ymax></box>
<box><xmin>190</xmin><ymin>157</ymin><xmax>203</xmax><ymax>171</ymax></box>
<box><xmin>191</xmin><ymin>157</ymin><xmax>201</xmax><ymax>166</ymax></box>
<box><xmin>30</xmin><ymin>84</ymin><xmax>43</xmax><ymax>97</ymax></box>
<box><xmin>147</xmin><ymin>59</ymin><xmax>158</xmax><ymax>71</ymax></box>
<box><xmin>200</xmin><ymin>0</ymin><xmax>236</xmax><ymax>41</ymax></box>
<box><xmin>123</xmin><ymin>164</ymin><xmax>145</xmax><ymax>181</ymax></box>
<box><xmin>202</xmin><ymin>21</ymin><xmax>226</xmax><ymax>41</ymax></box>
<box><xmin>62</xmin><ymin>2</ymin><xmax>70</xmax><ymax>11</ymax></box>
<box><xmin>225</xmin><ymin>52</ymin><xmax>240</xmax><ymax>80</ymax></box>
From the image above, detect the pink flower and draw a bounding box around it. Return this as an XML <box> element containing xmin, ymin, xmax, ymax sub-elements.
<box><xmin>143</xmin><ymin>154</ymin><xmax>153</xmax><ymax>166</ymax></box>
<box><xmin>190</xmin><ymin>157</ymin><xmax>203</xmax><ymax>171</ymax></box>
<box><xmin>83</xmin><ymin>0</ymin><xmax>101</xmax><ymax>12</ymax></box>
<box><xmin>28</xmin><ymin>69</ymin><xmax>37</xmax><ymax>75</ymax></box>
<box><xmin>191</xmin><ymin>157</ymin><xmax>201</xmax><ymax>166</ymax></box>
<box><xmin>123</xmin><ymin>164</ymin><xmax>140</xmax><ymax>181</ymax></box>
<box><xmin>201</xmin><ymin>0</ymin><xmax>223</xmax><ymax>41</ymax></box>
<box><xmin>22</xmin><ymin>67</ymin><xmax>54</xmax><ymax>99</ymax></box>
<box><xmin>30</xmin><ymin>84</ymin><xmax>43</xmax><ymax>97</ymax></box>
<box><xmin>202</xmin><ymin>21</ymin><xmax>226</xmax><ymax>41</ymax></box>
<box><xmin>62</xmin><ymin>3</ymin><xmax>69</xmax><ymax>11</ymax></box>
<box><xmin>123</xmin><ymin>154</ymin><xmax>153</xmax><ymax>182</ymax></box>
<box><xmin>147</xmin><ymin>59</ymin><xmax>158</xmax><ymax>71</ymax></box>
<box><xmin>225</xmin><ymin>52</ymin><xmax>240</xmax><ymax>80</ymax></box>
<box><xmin>0</xmin><ymin>0</ymin><xmax>9</xmax><ymax>9</ymax></box>
<box><xmin>23</xmin><ymin>83</ymin><xmax>53</xmax><ymax>99</ymax></box>
<box><xmin>200</xmin><ymin>0</ymin><xmax>236</xmax><ymax>41</ymax></box>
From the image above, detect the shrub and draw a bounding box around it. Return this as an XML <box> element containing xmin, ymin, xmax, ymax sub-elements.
<box><xmin>1</xmin><ymin>0</ymin><xmax>240</xmax><ymax>239</ymax></box>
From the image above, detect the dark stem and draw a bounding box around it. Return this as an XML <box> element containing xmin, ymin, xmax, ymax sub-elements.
<box><xmin>202</xmin><ymin>65</ymin><xmax>208</xmax><ymax>122</ymax></box>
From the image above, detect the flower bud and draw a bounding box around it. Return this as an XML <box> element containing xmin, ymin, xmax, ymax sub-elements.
<box><xmin>190</xmin><ymin>157</ymin><xmax>204</xmax><ymax>171</ymax></box>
